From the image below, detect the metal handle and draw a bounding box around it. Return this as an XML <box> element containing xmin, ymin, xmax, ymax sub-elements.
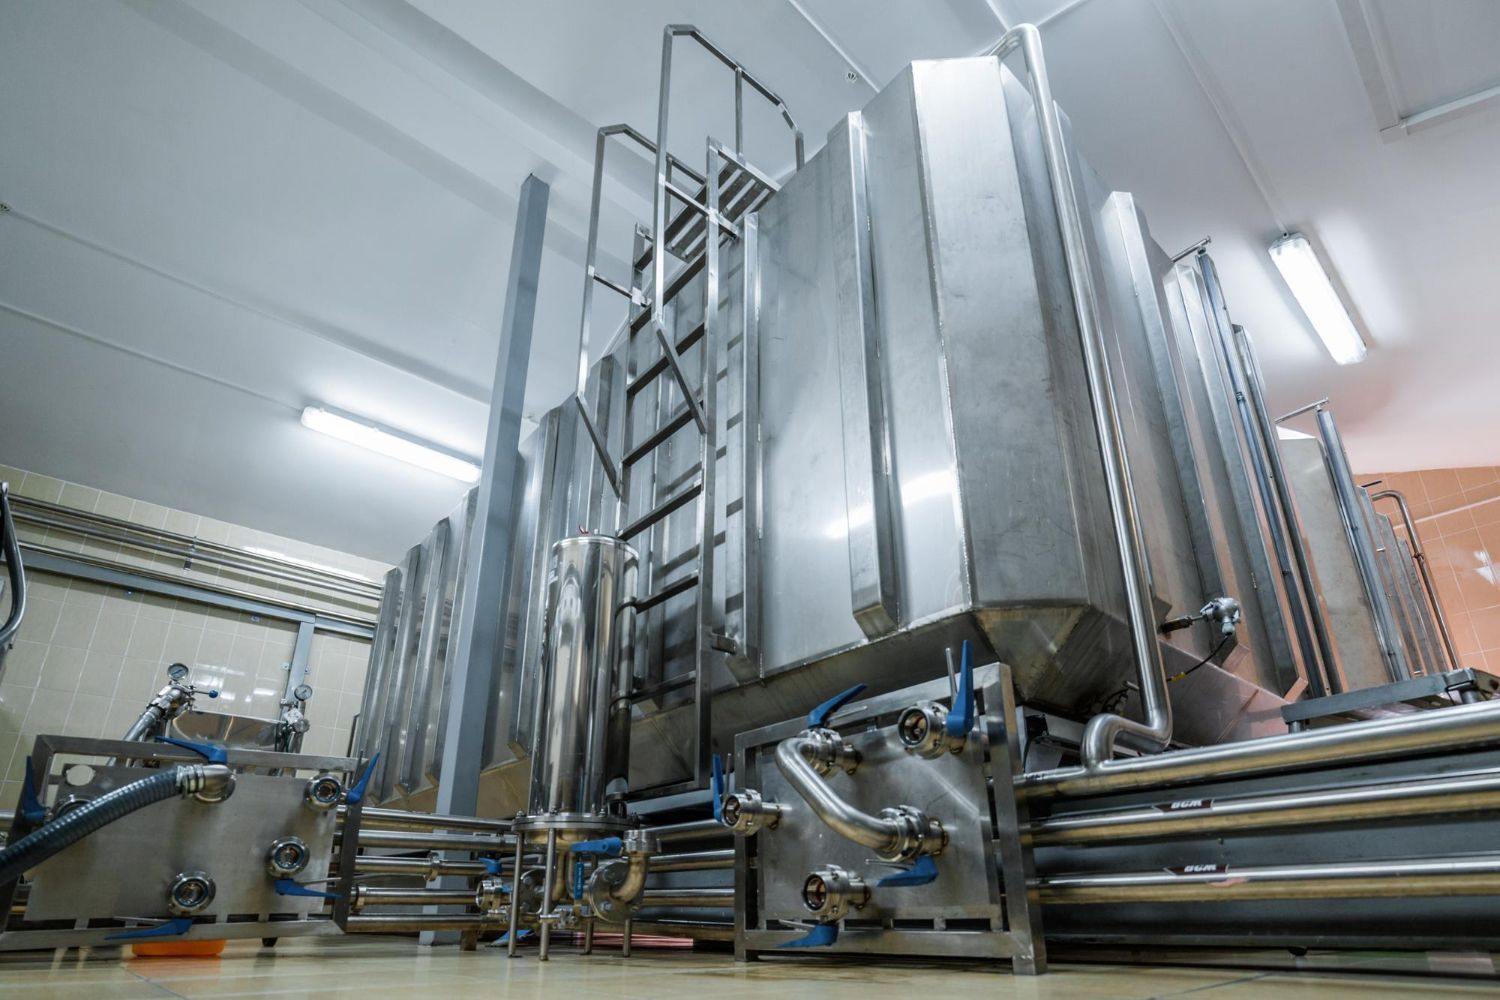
<box><xmin>0</xmin><ymin>482</ymin><xmax>27</xmax><ymax>677</ymax></box>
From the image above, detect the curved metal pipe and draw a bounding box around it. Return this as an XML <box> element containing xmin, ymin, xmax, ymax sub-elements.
<box><xmin>986</xmin><ymin>25</ymin><xmax>1169</xmax><ymax>766</ymax></box>
<box><xmin>1371</xmin><ymin>488</ymin><xmax>1460</xmax><ymax>669</ymax></box>
<box><xmin>1019</xmin><ymin>698</ymin><xmax>1500</xmax><ymax>801</ymax></box>
<box><xmin>774</xmin><ymin>736</ymin><xmax>942</xmax><ymax>861</ymax></box>
<box><xmin>0</xmin><ymin>483</ymin><xmax>27</xmax><ymax>670</ymax></box>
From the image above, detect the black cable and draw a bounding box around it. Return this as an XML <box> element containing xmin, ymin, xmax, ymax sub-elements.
<box><xmin>1167</xmin><ymin>634</ymin><xmax>1232</xmax><ymax>684</ymax></box>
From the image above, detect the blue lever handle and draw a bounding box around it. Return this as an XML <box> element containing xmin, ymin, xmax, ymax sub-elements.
<box><xmin>346</xmin><ymin>752</ymin><xmax>380</xmax><ymax>806</ymax></box>
<box><xmin>711</xmin><ymin>754</ymin><xmax>726</xmax><ymax>823</ymax></box>
<box><xmin>154</xmin><ymin>735</ymin><xmax>228</xmax><ymax>765</ymax></box>
<box><xmin>106</xmin><ymin>917</ymin><xmax>193</xmax><ymax>941</ymax></box>
<box><xmin>876</xmin><ymin>853</ymin><xmax>939</xmax><ymax>887</ymax></box>
<box><xmin>274</xmin><ymin>878</ymin><xmax>340</xmax><ymax>900</ymax></box>
<box><xmin>807</xmin><ymin>683</ymin><xmax>866</xmax><ymax>729</ymax></box>
<box><xmin>570</xmin><ymin>837</ymin><xmax>622</xmax><ymax>857</ymax></box>
<box><xmin>945</xmin><ymin>640</ymin><xmax>976</xmax><ymax>738</ymax></box>
<box><xmin>778</xmin><ymin>922</ymin><xmax>839</xmax><ymax>948</ymax></box>
<box><xmin>481</xmin><ymin>857</ymin><xmax>503</xmax><ymax>876</ymax></box>
<box><xmin>19</xmin><ymin>758</ymin><xmax>46</xmax><ymax>825</ymax></box>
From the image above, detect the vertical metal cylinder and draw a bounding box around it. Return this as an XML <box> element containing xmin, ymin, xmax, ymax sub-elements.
<box><xmin>527</xmin><ymin>535</ymin><xmax>638</xmax><ymax>820</ymax></box>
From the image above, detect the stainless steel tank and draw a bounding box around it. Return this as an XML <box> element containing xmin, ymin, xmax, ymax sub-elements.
<box><xmin>525</xmin><ymin>535</ymin><xmax>638</xmax><ymax>824</ymax></box>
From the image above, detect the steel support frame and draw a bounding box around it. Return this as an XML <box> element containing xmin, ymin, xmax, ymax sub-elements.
<box><xmin>425</xmin><ymin>174</ymin><xmax>548</xmax><ymax>942</ymax></box>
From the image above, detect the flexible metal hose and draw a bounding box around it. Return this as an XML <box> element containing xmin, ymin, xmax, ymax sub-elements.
<box><xmin>0</xmin><ymin>765</ymin><xmax>226</xmax><ymax>884</ymax></box>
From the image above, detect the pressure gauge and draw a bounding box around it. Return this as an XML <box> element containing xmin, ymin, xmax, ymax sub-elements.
<box><xmin>293</xmin><ymin>683</ymin><xmax>314</xmax><ymax>702</ymax></box>
<box><xmin>167</xmin><ymin>662</ymin><xmax>191</xmax><ymax>681</ymax></box>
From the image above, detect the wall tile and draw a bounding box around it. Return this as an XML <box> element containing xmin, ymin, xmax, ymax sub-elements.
<box><xmin>20</xmin><ymin>596</ymin><xmax>63</xmax><ymax>644</ymax></box>
<box><xmin>90</xmin><ymin>610</ymin><xmax>139</xmax><ymax>657</ymax></box>
<box><xmin>1455</xmin><ymin>466</ymin><xmax>1498</xmax><ymax>493</ymax></box>
<box><xmin>39</xmin><ymin>646</ymin><xmax>88</xmax><ymax>694</ymax></box>
<box><xmin>58</xmin><ymin>482</ymin><xmax>100</xmax><ymax>512</ymax></box>
<box><xmin>80</xmin><ymin>650</ymin><xmax>128</xmax><ymax>700</ymax></box>
<box><xmin>93</xmin><ymin>491</ymin><xmax>136</xmax><ymax>520</ymax></box>
<box><xmin>1471</xmin><ymin>606</ymin><xmax>1500</xmax><ymax>654</ymax></box>
<box><xmin>1420</xmin><ymin>468</ymin><xmax>1463</xmax><ymax>505</ymax></box>
<box><xmin>24</xmin><ymin>687</ymin><xmax>73</xmax><ymax>736</ymax></box>
<box><xmin>2</xmin><ymin>640</ymin><xmax>48</xmax><ymax>689</ymax></box>
<box><xmin>137</xmin><ymin>593</ymin><xmax>178</xmax><ymax>622</ymax></box>
<box><xmin>18</xmin><ymin>472</ymin><xmax>64</xmax><ymax>502</ymax></box>
<box><xmin>65</xmin><ymin>693</ymin><xmax>112</xmax><ymax>738</ymax></box>
<box><xmin>126</xmin><ymin>616</ymin><xmax>170</xmax><ymax>662</ymax></box>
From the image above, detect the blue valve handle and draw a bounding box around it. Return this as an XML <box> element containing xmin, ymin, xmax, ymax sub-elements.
<box><xmin>778</xmin><ymin>922</ymin><xmax>839</xmax><ymax>949</ymax></box>
<box><xmin>945</xmin><ymin>640</ymin><xmax>976</xmax><ymax>738</ymax></box>
<box><xmin>572</xmin><ymin>859</ymin><xmax>586</xmax><ymax>900</ymax></box>
<box><xmin>570</xmin><ymin>837</ymin><xmax>622</xmax><ymax>857</ymax></box>
<box><xmin>875</xmin><ymin>853</ymin><xmax>939</xmax><ymax>887</ymax></box>
<box><xmin>106</xmin><ymin>917</ymin><xmax>193</xmax><ymax>941</ymax></box>
<box><xmin>274</xmin><ymin>878</ymin><xmax>340</xmax><ymax>900</ymax></box>
<box><xmin>807</xmin><ymin>683</ymin><xmax>867</xmax><ymax>729</ymax></box>
<box><xmin>497</xmin><ymin>929</ymin><xmax>533</xmax><ymax>943</ymax></box>
<box><xmin>346</xmin><ymin>752</ymin><xmax>380</xmax><ymax>806</ymax></box>
<box><xmin>711</xmin><ymin>754</ymin><xmax>726</xmax><ymax>822</ymax></box>
<box><xmin>19</xmin><ymin>758</ymin><xmax>46</xmax><ymax>825</ymax></box>
<box><xmin>481</xmin><ymin>857</ymin><xmax>503</xmax><ymax>876</ymax></box>
<box><xmin>154</xmin><ymin>734</ymin><xmax>228</xmax><ymax>765</ymax></box>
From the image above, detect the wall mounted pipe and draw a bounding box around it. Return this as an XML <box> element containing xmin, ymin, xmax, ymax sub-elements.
<box><xmin>343</xmin><ymin>806</ymin><xmax>512</xmax><ymax>834</ymax></box>
<box><xmin>1030</xmin><ymin>766</ymin><xmax>1500</xmax><ymax>845</ymax></box>
<box><xmin>639</xmin><ymin>888</ymin><xmax>736</xmax><ymax>908</ymax></box>
<box><xmin>1370</xmin><ymin>489</ymin><xmax>1460</xmax><ymax>669</ymax></box>
<box><xmin>649</xmin><ymin>849</ymin><xmax>734</xmax><ymax>872</ymax></box>
<box><xmin>1038</xmin><ymin>855</ymin><xmax>1500</xmax><ymax>904</ymax></box>
<box><xmin>645</xmin><ymin>819</ymin><xmax>727</xmax><ymax>843</ymax></box>
<box><xmin>350</xmin><ymin>887</ymin><xmax>478</xmax><ymax>912</ymax></box>
<box><xmin>344</xmin><ymin>829</ymin><xmax>511</xmax><ymax>852</ymax></box>
<box><xmin>774</xmin><ymin>735</ymin><xmax>944</xmax><ymax>861</ymax></box>
<box><xmin>1019</xmin><ymin>698</ymin><xmax>1500</xmax><ymax>801</ymax></box>
<box><xmin>348</xmin><ymin>855</ymin><xmax>491</xmax><ymax>880</ymax></box>
<box><xmin>624</xmin><ymin>919</ymin><xmax>734</xmax><ymax>942</ymax></box>
<box><xmin>345</xmin><ymin>914</ymin><xmax>493</xmax><ymax>933</ymax></box>
<box><xmin>986</xmin><ymin>24</ymin><xmax>1171</xmax><ymax>766</ymax></box>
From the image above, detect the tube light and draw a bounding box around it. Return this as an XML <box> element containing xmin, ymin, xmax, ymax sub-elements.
<box><xmin>300</xmin><ymin>406</ymin><xmax>480</xmax><ymax>483</ymax></box>
<box><xmin>1268</xmin><ymin>233</ymin><xmax>1367</xmax><ymax>365</ymax></box>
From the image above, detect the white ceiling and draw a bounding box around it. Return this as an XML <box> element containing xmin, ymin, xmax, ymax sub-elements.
<box><xmin>2</xmin><ymin>0</ymin><xmax>1497</xmax><ymax>561</ymax></box>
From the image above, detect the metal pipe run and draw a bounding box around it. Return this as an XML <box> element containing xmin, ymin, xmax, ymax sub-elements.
<box><xmin>1038</xmin><ymin>855</ymin><xmax>1500</xmax><ymax>904</ymax></box>
<box><xmin>344</xmin><ymin>806</ymin><xmax>513</xmax><ymax>834</ymax></box>
<box><xmin>1020</xmin><ymin>698</ymin><xmax>1500</xmax><ymax>801</ymax></box>
<box><xmin>1371</xmin><ymin>489</ymin><xmax>1461</xmax><ymax>669</ymax></box>
<box><xmin>345</xmin><ymin>914</ymin><xmax>494</xmax><ymax>933</ymax></box>
<box><xmin>646</xmin><ymin>819</ymin><xmax>728</xmax><ymax>843</ymax></box>
<box><xmin>775</xmin><ymin>735</ymin><xmax>944</xmax><ymax>861</ymax></box>
<box><xmin>987</xmin><ymin>23</ymin><xmax>1171</xmax><ymax>767</ymax></box>
<box><xmin>351</xmin><ymin>887</ymin><xmax>478</xmax><ymax>912</ymax></box>
<box><xmin>1030</xmin><ymin>766</ymin><xmax>1500</xmax><ymax>845</ymax></box>
<box><xmin>345</xmin><ymin>829</ymin><xmax>510</xmax><ymax>852</ymax></box>
<box><xmin>348</xmin><ymin>855</ymin><xmax>491</xmax><ymax>879</ymax></box>
<box><xmin>620</xmin><ymin>919</ymin><xmax>734</xmax><ymax>942</ymax></box>
<box><xmin>649</xmin><ymin>849</ymin><xmax>734</xmax><ymax>872</ymax></box>
<box><xmin>639</xmin><ymin>888</ymin><xmax>736</xmax><ymax>908</ymax></box>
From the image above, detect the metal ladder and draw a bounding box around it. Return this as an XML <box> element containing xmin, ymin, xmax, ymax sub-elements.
<box><xmin>571</xmin><ymin>25</ymin><xmax>802</xmax><ymax>790</ymax></box>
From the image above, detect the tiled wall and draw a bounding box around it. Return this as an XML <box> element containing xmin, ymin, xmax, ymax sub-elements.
<box><xmin>0</xmin><ymin>463</ymin><xmax>386</xmax><ymax>807</ymax></box>
<box><xmin>1357</xmin><ymin>465</ymin><xmax>1500</xmax><ymax>674</ymax></box>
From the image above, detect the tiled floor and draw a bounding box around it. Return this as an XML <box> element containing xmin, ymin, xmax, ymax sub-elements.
<box><xmin>0</xmin><ymin>936</ymin><xmax>1495</xmax><ymax>999</ymax></box>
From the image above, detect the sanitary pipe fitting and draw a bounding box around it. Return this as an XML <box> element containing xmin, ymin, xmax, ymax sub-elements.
<box><xmin>798</xmin><ymin>727</ymin><xmax>861</xmax><ymax>777</ymax></box>
<box><xmin>583</xmin><ymin>829</ymin><xmax>658</xmax><ymax>924</ymax></box>
<box><xmin>801</xmin><ymin>865</ymin><xmax>869</xmax><ymax>922</ymax></box>
<box><xmin>167</xmin><ymin>870</ymin><xmax>216</xmax><ymax>915</ymax></box>
<box><xmin>475</xmin><ymin>876</ymin><xmax>509</xmax><ymax>915</ymax></box>
<box><xmin>304</xmin><ymin>773</ymin><xmax>343</xmax><ymax>811</ymax></box>
<box><xmin>897</xmin><ymin>701</ymin><xmax>967</xmax><ymax>759</ymax></box>
<box><xmin>265</xmin><ymin>836</ymin><xmax>310</xmax><ymax>878</ymax></box>
<box><xmin>720</xmin><ymin>788</ymin><xmax>783</xmax><ymax>836</ymax></box>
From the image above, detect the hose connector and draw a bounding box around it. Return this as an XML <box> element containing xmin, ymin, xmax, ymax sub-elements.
<box><xmin>177</xmin><ymin>763</ymin><xmax>235</xmax><ymax>803</ymax></box>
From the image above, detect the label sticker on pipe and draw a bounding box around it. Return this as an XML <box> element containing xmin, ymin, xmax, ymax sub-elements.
<box><xmin>1164</xmin><ymin>863</ymin><xmax>1229</xmax><ymax>877</ymax></box>
<box><xmin>1154</xmin><ymin>798</ymin><xmax>1214</xmax><ymax>812</ymax></box>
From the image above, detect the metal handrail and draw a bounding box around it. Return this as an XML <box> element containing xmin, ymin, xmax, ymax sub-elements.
<box><xmin>0</xmin><ymin>482</ymin><xmax>27</xmax><ymax>676</ymax></box>
<box><xmin>1371</xmin><ymin>488</ymin><xmax>1460</xmax><ymax>669</ymax></box>
<box><xmin>986</xmin><ymin>25</ymin><xmax>1170</xmax><ymax>766</ymax></box>
<box><xmin>9</xmin><ymin>494</ymin><xmax>381</xmax><ymax>602</ymax></box>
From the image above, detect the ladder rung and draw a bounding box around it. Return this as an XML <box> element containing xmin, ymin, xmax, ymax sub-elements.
<box><xmin>623</xmin><ymin>404</ymin><xmax>698</xmax><ymax>467</ymax></box>
<box><xmin>630</xmin><ymin>255</ymin><xmax>706</xmax><ymax>336</ymax></box>
<box><xmin>631</xmin><ymin>668</ymin><xmax>697</xmax><ymax>702</ymax></box>
<box><xmin>590</xmin><ymin>268</ymin><xmax>644</xmax><ymax>303</ymax></box>
<box><xmin>619</xmin><ymin>479</ymin><xmax>703</xmax><ymax>541</ymax></box>
<box><xmin>628</xmin><ymin>576</ymin><xmax>700</xmax><ymax>617</ymax></box>
<box><xmin>627</xmin><ymin>321</ymin><xmax>705</xmax><ymax>398</ymax></box>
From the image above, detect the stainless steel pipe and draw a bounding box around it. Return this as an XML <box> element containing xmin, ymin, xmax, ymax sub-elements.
<box><xmin>646</xmin><ymin>819</ymin><xmax>727</xmax><ymax>843</ymax></box>
<box><xmin>987</xmin><ymin>23</ymin><xmax>1171</xmax><ymax>766</ymax></box>
<box><xmin>649</xmin><ymin>849</ymin><xmax>734</xmax><ymax>872</ymax></box>
<box><xmin>1031</xmin><ymin>767</ymin><xmax>1500</xmax><ymax>844</ymax></box>
<box><xmin>639</xmin><ymin>888</ymin><xmax>736</xmax><ymax>908</ymax></box>
<box><xmin>345</xmin><ymin>914</ymin><xmax>493</xmax><ymax>933</ymax></box>
<box><xmin>1039</xmin><ymin>855</ymin><xmax>1500</xmax><ymax>904</ymax></box>
<box><xmin>349</xmin><ymin>855</ymin><xmax>491</xmax><ymax>879</ymax></box>
<box><xmin>623</xmin><ymin>919</ymin><xmax>734</xmax><ymax>942</ymax></box>
<box><xmin>1020</xmin><ymin>698</ymin><xmax>1500</xmax><ymax>800</ymax></box>
<box><xmin>351</xmin><ymin>887</ymin><xmax>478</xmax><ymax>912</ymax></box>
<box><xmin>346</xmin><ymin>829</ymin><xmax>510</xmax><ymax>852</ymax></box>
<box><xmin>345</xmin><ymin>806</ymin><xmax>512</xmax><ymax>834</ymax></box>
<box><xmin>775</xmin><ymin>736</ymin><xmax>944</xmax><ymax>861</ymax></box>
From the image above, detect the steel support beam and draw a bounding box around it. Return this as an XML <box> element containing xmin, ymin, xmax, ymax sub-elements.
<box><xmin>426</xmin><ymin>173</ymin><xmax>549</xmax><ymax>942</ymax></box>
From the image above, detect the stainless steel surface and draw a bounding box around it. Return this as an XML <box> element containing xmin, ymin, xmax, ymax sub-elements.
<box><xmin>349</xmin><ymin>855</ymin><xmax>490</xmax><ymax>879</ymax></box>
<box><xmin>349</xmin><ymin>806</ymin><xmax>512</xmax><ymax>834</ymax></box>
<box><xmin>638</xmin><ymin>888</ymin><xmax>735</xmax><ymax>908</ymax></box>
<box><xmin>1020</xmin><ymin>698</ymin><xmax>1500</xmax><ymax>800</ymax></box>
<box><xmin>0</xmin><ymin>482</ymin><xmax>26</xmax><ymax>676</ymax></box>
<box><xmin>348</xmin><ymin>829</ymin><xmax>508</xmax><ymax>852</ymax></box>
<box><xmin>345</xmin><ymin>914</ymin><xmax>494</xmax><ymax>933</ymax></box>
<box><xmin>649</xmin><ymin>848</ymin><xmax>734</xmax><ymax>872</ymax></box>
<box><xmin>527</xmin><ymin>535</ymin><xmax>638</xmax><ymax>818</ymax></box>
<box><xmin>350</xmin><ymin>886</ymin><xmax>477</xmax><ymax>912</ymax></box>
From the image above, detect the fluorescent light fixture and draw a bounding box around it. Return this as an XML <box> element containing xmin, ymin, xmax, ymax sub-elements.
<box><xmin>1268</xmin><ymin>233</ymin><xmax>1367</xmax><ymax>365</ymax></box>
<box><xmin>300</xmin><ymin>406</ymin><xmax>481</xmax><ymax>483</ymax></box>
